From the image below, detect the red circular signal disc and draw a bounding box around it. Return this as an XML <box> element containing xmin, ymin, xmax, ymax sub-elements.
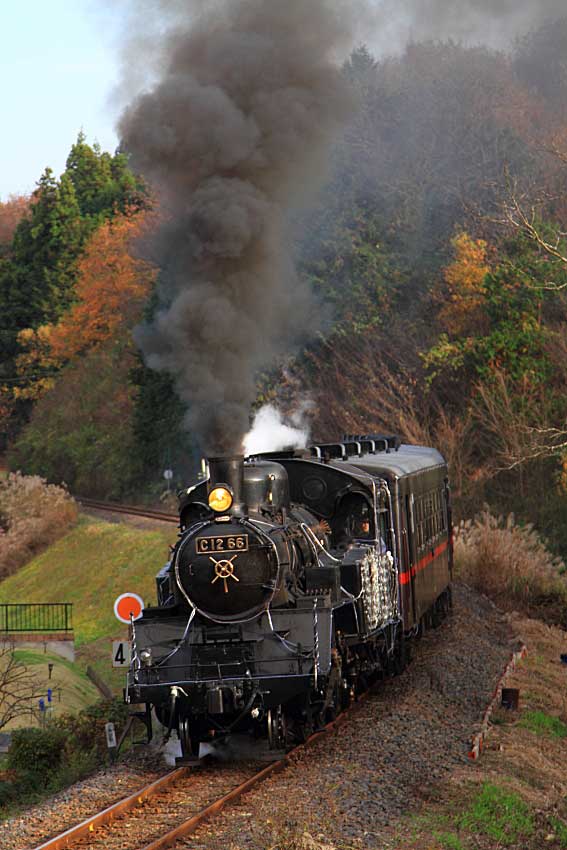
<box><xmin>114</xmin><ymin>592</ymin><xmax>144</xmax><ymax>624</ymax></box>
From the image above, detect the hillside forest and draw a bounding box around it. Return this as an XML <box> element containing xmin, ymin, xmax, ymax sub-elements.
<box><xmin>2</xmin><ymin>24</ymin><xmax>567</xmax><ymax>556</ymax></box>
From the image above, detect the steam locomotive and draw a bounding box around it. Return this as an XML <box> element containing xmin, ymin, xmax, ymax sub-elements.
<box><xmin>126</xmin><ymin>435</ymin><xmax>452</xmax><ymax>759</ymax></box>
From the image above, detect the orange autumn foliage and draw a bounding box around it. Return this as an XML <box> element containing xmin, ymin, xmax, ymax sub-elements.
<box><xmin>438</xmin><ymin>232</ymin><xmax>490</xmax><ymax>336</ymax></box>
<box><xmin>14</xmin><ymin>210</ymin><xmax>157</xmax><ymax>401</ymax></box>
<box><xmin>47</xmin><ymin>211</ymin><xmax>157</xmax><ymax>361</ymax></box>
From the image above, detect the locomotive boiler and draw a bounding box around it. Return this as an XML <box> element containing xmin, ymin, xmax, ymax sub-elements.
<box><xmin>126</xmin><ymin>436</ymin><xmax>452</xmax><ymax>759</ymax></box>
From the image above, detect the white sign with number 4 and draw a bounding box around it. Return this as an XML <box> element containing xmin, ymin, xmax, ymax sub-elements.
<box><xmin>112</xmin><ymin>640</ymin><xmax>131</xmax><ymax>667</ymax></box>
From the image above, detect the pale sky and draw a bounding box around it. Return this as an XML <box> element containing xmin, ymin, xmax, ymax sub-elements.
<box><xmin>1</xmin><ymin>1</ymin><xmax>121</xmax><ymax>200</ymax></box>
<box><xmin>0</xmin><ymin>0</ymin><xmax>542</xmax><ymax>201</ymax></box>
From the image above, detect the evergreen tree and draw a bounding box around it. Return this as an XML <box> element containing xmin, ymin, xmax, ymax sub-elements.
<box><xmin>11</xmin><ymin>168</ymin><xmax>83</xmax><ymax>324</ymax></box>
<box><xmin>66</xmin><ymin>131</ymin><xmax>147</xmax><ymax>221</ymax></box>
<box><xmin>128</xmin><ymin>284</ymin><xmax>193</xmax><ymax>488</ymax></box>
<box><xmin>129</xmin><ymin>358</ymin><xmax>192</xmax><ymax>488</ymax></box>
<box><xmin>2</xmin><ymin>135</ymin><xmax>147</xmax><ymax>338</ymax></box>
<box><xmin>65</xmin><ymin>131</ymin><xmax>114</xmax><ymax>220</ymax></box>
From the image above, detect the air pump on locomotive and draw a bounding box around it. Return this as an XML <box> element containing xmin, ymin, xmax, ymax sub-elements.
<box><xmin>126</xmin><ymin>436</ymin><xmax>453</xmax><ymax>759</ymax></box>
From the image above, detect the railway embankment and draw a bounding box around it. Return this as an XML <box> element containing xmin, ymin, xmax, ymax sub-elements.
<box><xmin>0</xmin><ymin>516</ymin><xmax>175</xmax><ymax>736</ymax></box>
<box><xmin>0</xmin><ymin>514</ymin><xmax>176</xmax><ymax>697</ymax></box>
<box><xmin>381</xmin><ymin>611</ymin><xmax>567</xmax><ymax>850</ymax></box>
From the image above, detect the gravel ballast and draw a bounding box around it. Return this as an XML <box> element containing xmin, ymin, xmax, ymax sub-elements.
<box><xmin>0</xmin><ymin>758</ymin><xmax>163</xmax><ymax>850</ymax></box>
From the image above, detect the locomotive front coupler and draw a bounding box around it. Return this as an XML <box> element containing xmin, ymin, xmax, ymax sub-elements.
<box><xmin>204</xmin><ymin>678</ymin><xmax>257</xmax><ymax>716</ymax></box>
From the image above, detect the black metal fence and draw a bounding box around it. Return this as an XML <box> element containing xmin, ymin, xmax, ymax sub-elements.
<box><xmin>0</xmin><ymin>604</ymin><xmax>73</xmax><ymax>634</ymax></box>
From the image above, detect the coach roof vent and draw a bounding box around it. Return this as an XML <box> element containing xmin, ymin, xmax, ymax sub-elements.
<box><xmin>309</xmin><ymin>434</ymin><xmax>401</xmax><ymax>462</ymax></box>
<box><xmin>350</xmin><ymin>434</ymin><xmax>401</xmax><ymax>453</ymax></box>
<box><xmin>309</xmin><ymin>443</ymin><xmax>347</xmax><ymax>461</ymax></box>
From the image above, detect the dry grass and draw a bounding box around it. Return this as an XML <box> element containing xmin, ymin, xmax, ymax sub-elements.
<box><xmin>0</xmin><ymin>472</ymin><xmax>78</xmax><ymax>579</ymax></box>
<box><xmin>454</xmin><ymin>510</ymin><xmax>567</xmax><ymax>622</ymax></box>
<box><xmin>266</xmin><ymin>834</ymin><xmax>339</xmax><ymax>850</ymax></box>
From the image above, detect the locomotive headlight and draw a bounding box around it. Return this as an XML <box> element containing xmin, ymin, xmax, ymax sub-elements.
<box><xmin>208</xmin><ymin>486</ymin><xmax>233</xmax><ymax>513</ymax></box>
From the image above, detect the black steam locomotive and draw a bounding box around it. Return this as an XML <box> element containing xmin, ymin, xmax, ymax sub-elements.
<box><xmin>126</xmin><ymin>436</ymin><xmax>453</xmax><ymax>758</ymax></box>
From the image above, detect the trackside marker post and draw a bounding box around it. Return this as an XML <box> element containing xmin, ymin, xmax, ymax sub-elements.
<box><xmin>105</xmin><ymin>721</ymin><xmax>117</xmax><ymax>763</ymax></box>
<box><xmin>113</xmin><ymin>593</ymin><xmax>144</xmax><ymax>625</ymax></box>
<box><xmin>105</xmin><ymin>722</ymin><xmax>117</xmax><ymax>748</ymax></box>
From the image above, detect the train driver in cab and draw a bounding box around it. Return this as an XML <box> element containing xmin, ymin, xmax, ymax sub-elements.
<box><xmin>333</xmin><ymin>492</ymin><xmax>373</xmax><ymax>549</ymax></box>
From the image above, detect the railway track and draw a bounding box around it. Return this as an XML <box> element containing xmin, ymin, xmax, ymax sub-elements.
<box><xmin>32</xmin><ymin>706</ymin><xmax>361</xmax><ymax>850</ymax></box>
<box><xmin>77</xmin><ymin>497</ymin><xmax>178</xmax><ymax>524</ymax></box>
<box><xmin>34</xmin><ymin>762</ymin><xmax>267</xmax><ymax>850</ymax></box>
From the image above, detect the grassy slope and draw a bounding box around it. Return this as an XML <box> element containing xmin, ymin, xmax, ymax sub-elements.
<box><xmin>380</xmin><ymin>614</ymin><xmax>567</xmax><ymax>850</ymax></box>
<box><xmin>0</xmin><ymin>515</ymin><xmax>175</xmax><ymax>708</ymax></box>
<box><xmin>9</xmin><ymin>649</ymin><xmax>100</xmax><ymax>728</ymax></box>
<box><xmin>0</xmin><ymin>516</ymin><xmax>174</xmax><ymax>644</ymax></box>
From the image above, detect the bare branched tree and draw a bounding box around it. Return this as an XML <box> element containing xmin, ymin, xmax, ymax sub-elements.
<box><xmin>471</xmin><ymin>364</ymin><xmax>567</xmax><ymax>475</ymax></box>
<box><xmin>489</xmin><ymin>160</ymin><xmax>567</xmax><ymax>290</ymax></box>
<box><xmin>299</xmin><ymin>331</ymin><xmax>434</xmax><ymax>444</ymax></box>
<box><xmin>500</xmin><ymin>193</ymin><xmax>567</xmax><ymax>289</ymax></box>
<box><xmin>290</xmin><ymin>328</ymin><xmax>482</xmax><ymax>501</ymax></box>
<box><xmin>0</xmin><ymin>642</ymin><xmax>42</xmax><ymax>731</ymax></box>
<box><xmin>471</xmin><ymin>371</ymin><xmax>539</xmax><ymax>471</ymax></box>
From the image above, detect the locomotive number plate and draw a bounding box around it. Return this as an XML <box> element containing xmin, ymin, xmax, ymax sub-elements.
<box><xmin>196</xmin><ymin>534</ymin><xmax>249</xmax><ymax>554</ymax></box>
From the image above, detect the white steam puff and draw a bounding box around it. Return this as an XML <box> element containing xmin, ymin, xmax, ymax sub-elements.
<box><xmin>243</xmin><ymin>406</ymin><xmax>309</xmax><ymax>457</ymax></box>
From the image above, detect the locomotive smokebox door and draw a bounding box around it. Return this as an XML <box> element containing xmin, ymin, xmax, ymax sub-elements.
<box><xmin>175</xmin><ymin>521</ymin><xmax>280</xmax><ymax>622</ymax></box>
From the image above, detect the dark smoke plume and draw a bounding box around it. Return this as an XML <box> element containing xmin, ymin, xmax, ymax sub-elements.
<box><xmin>118</xmin><ymin>0</ymin><xmax>358</xmax><ymax>454</ymax></box>
<box><xmin>373</xmin><ymin>0</ymin><xmax>567</xmax><ymax>53</ymax></box>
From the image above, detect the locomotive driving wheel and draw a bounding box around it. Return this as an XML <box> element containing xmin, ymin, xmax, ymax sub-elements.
<box><xmin>267</xmin><ymin>706</ymin><xmax>288</xmax><ymax>750</ymax></box>
<box><xmin>179</xmin><ymin>717</ymin><xmax>201</xmax><ymax>758</ymax></box>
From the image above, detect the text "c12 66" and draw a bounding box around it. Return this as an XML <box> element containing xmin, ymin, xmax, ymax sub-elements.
<box><xmin>196</xmin><ymin>535</ymin><xmax>249</xmax><ymax>554</ymax></box>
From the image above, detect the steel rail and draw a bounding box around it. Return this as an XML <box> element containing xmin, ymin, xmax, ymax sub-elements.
<box><xmin>139</xmin><ymin>716</ymin><xmax>353</xmax><ymax>850</ymax></box>
<box><xmin>78</xmin><ymin>497</ymin><xmax>178</xmax><ymax>524</ymax></box>
<box><xmin>33</xmin><ymin>767</ymin><xmax>190</xmax><ymax>850</ymax></box>
<box><xmin>32</xmin><ymin>690</ymin><xmax>375</xmax><ymax>850</ymax></box>
<box><xmin>143</xmin><ymin>696</ymin><xmax>378</xmax><ymax>850</ymax></box>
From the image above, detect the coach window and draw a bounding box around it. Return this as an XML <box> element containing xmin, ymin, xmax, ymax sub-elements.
<box><xmin>415</xmin><ymin>497</ymin><xmax>420</xmax><ymax>550</ymax></box>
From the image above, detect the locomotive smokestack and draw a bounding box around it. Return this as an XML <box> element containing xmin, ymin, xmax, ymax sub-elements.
<box><xmin>208</xmin><ymin>456</ymin><xmax>247</xmax><ymax>517</ymax></box>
